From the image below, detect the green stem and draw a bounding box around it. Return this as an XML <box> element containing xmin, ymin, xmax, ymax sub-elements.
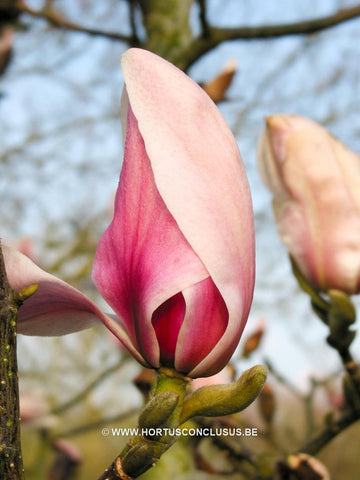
<box><xmin>0</xmin><ymin>243</ymin><xmax>25</xmax><ymax>479</ymax></box>
<box><xmin>291</xmin><ymin>259</ymin><xmax>360</xmax><ymax>403</ymax></box>
<box><xmin>151</xmin><ymin>367</ymin><xmax>188</xmax><ymax>426</ymax></box>
<box><xmin>97</xmin><ymin>367</ymin><xmax>189</xmax><ymax>480</ymax></box>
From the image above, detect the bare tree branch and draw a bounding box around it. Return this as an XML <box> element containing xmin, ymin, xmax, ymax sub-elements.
<box><xmin>197</xmin><ymin>0</ymin><xmax>209</xmax><ymax>39</ymax></box>
<box><xmin>4</xmin><ymin>1</ymin><xmax>360</xmax><ymax>72</ymax></box>
<box><xmin>2</xmin><ymin>0</ymin><xmax>360</xmax><ymax>75</ymax></box>
<box><xmin>52</xmin><ymin>359</ymin><xmax>125</xmax><ymax>416</ymax></box>
<box><xmin>215</xmin><ymin>4</ymin><xmax>360</xmax><ymax>39</ymax></box>
<box><xmin>182</xmin><ymin>4</ymin><xmax>360</xmax><ymax>69</ymax></box>
<box><xmin>52</xmin><ymin>408</ymin><xmax>139</xmax><ymax>439</ymax></box>
<box><xmin>127</xmin><ymin>0</ymin><xmax>139</xmax><ymax>44</ymax></box>
<box><xmin>8</xmin><ymin>0</ymin><xmax>134</xmax><ymax>44</ymax></box>
<box><xmin>298</xmin><ymin>408</ymin><xmax>360</xmax><ymax>456</ymax></box>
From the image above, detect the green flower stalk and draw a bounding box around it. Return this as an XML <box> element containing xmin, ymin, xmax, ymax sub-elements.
<box><xmin>98</xmin><ymin>365</ymin><xmax>266</xmax><ymax>479</ymax></box>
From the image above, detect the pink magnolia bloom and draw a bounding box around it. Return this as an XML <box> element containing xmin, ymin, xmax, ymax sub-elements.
<box><xmin>4</xmin><ymin>48</ymin><xmax>255</xmax><ymax>378</ymax></box>
<box><xmin>258</xmin><ymin>114</ymin><xmax>360</xmax><ymax>294</ymax></box>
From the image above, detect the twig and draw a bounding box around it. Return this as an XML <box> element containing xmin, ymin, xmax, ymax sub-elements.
<box><xmin>265</xmin><ymin>358</ymin><xmax>303</xmax><ymax>399</ymax></box>
<box><xmin>302</xmin><ymin>379</ymin><xmax>318</xmax><ymax>440</ymax></box>
<box><xmin>212</xmin><ymin>4</ymin><xmax>360</xmax><ymax>39</ymax></box>
<box><xmin>182</xmin><ymin>4</ymin><xmax>360</xmax><ymax>68</ymax></box>
<box><xmin>127</xmin><ymin>0</ymin><xmax>139</xmax><ymax>45</ymax></box>
<box><xmin>195</xmin><ymin>417</ymin><xmax>257</xmax><ymax>468</ymax></box>
<box><xmin>197</xmin><ymin>0</ymin><xmax>210</xmax><ymax>39</ymax></box>
<box><xmin>8</xmin><ymin>0</ymin><xmax>134</xmax><ymax>44</ymax></box>
<box><xmin>4</xmin><ymin>0</ymin><xmax>360</xmax><ymax>73</ymax></box>
<box><xmin>53</xmin><ymin>408</ymin><xmax>139</xmax><ymax>439</ymax></box>
<box><xmin>51</xmin><ymin>358</ymin><xmax>126</xmax><ymax>415</ymax></box>
<box><xmin>297</xmin><ymin>408</ymin><xmax>360</xmax><ymax>456</ymax></box>
<box><xmin>0</xmin><ymin>111</ymin><xmax>118</xmax><ymax>164</ymax></box>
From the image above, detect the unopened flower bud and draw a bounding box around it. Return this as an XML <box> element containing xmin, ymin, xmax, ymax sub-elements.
<box><xmin>121</xmin><ymin>443</ymin><xmax>155</xmax><ymax>478</ymax></box>
<box><xmin>242</xmin><ymin>319</ymin><xmax>265</xmax><ymax>357</ymax></box>
<box><xmin>258</xmin><ymin>114</ymin><xmax>360</xmax><ymax>294</ymax></box>
<box><xmin>327</xmin><ymin>290</ymin><xmax>357</xmax><ymax>351</ymax></box>
<box><xmin>328</xmin><ymin>290</ymin><xmax>356</xmax><ymax>327</ymax></box>
<box><xmin>202</xmin><ymin>59</ymin><xmax>237</xmax><ymax>103</ymax></box>
<box><xmin>138</xmin><ymin>391</ymin><xmax>179</xmax><ymax>428</ymax></box>
<box><xmin>15</xmin><ymin>284</ymin><xmax>39</xmax><ymax>305</ymax></box>
<box><xmin>180</xmin><ymin>365</ymin><xmax>267</xmax><ymax>423</ymax></box>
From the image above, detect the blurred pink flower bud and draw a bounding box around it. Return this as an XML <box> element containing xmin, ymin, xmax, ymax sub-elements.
<box><xmin>8</xmin><ymin>237</ymin><xmax>39</xmax><ymax>264</ymax></box>
<box><xmin>3</xmin><ymin>48</ymin><xmax>255</xmax><ymax>378</ymax></box>
<box><xmin>52</xmin><ymin>439</ymin><xmax>82</xmax><ymax>464</ymax></box>
<box><xmin>258</xmin><ymin>114</ymin><xmax>360</xmax><ymax>294</ymax></box>
<box><xmin>19</xmin><ymin>391</ymin><xmax>49</xmax><ymax>424</ymax></box>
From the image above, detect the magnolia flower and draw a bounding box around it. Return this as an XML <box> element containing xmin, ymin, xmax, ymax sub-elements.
<box><xmin>3</xmin><ymin>48</ymin><xmax>255</xmax><ymax>378</ymax></box>
<box><xmin>258</xmin><ymin>114</ymin><xmax>360</xmax><ymax>294</ymax></box>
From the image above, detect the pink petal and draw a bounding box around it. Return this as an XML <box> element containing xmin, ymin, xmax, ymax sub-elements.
<box><xmin>152</xmin><ymin>292</ymin><xmax>185</xmax><ymax>366</ymax></box>
<box><xmin>92</xmin><ymin>107</ymin><xmax>209</xmax><ymax>367</ymax></box>
<box><xmin>121</xmin><ymin>49</ymin><xmax>255</xmax><ymax>376</ymax></box>
<box><xmin>2</xmin><ymin>245</ymin><xmax>146</xmax><ymax>364</ymax></box>
<box><xmin>175</xmin><ymin>276</ymin><xmax>228</xmax><ymax>375</ymax></box>
<box><xmin>152</xmin><ymin>277</ymin><xmax>229</xmax><ymax>372</ymax></box>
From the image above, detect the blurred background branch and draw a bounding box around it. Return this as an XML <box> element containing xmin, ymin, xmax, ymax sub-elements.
<box><xmin>1</xmin><ymin>0</ymin><xmax>360</xmax><ymax>70</ymax></box>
